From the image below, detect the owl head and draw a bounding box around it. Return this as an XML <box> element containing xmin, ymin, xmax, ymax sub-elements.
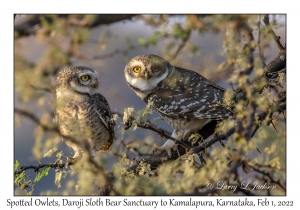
<box><xmin>56</xmin><ymin>66</ymin><xmax>99</xmax><ymax>96</ymax></box>
<box><xmin>124</xmin><ymin>54</ymin><xmax>171</xmax><ymax>92</ymax></box>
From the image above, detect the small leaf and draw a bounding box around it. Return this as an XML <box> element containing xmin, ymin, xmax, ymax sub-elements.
<box><xmin>188</xmin><ymin>44</ymin><xmax>200</xmax><ymax>55</ymax></box>
<box><xmin>14</xmin><ymin>160</ymin><xmax>20</xmax><ymax>173</ymax></box>
<box><xmin>14</xmin><ymin>171</ymin><xmax>26</xmax><ymax>184</ymax></box>
<box><xmin>34</xmin><ymin>167</ymin><xmax>50</xmax><ymax>182</ymax></box>
<box><xmin>172</xmin><ymin>23</ymin><xmax>189</xmax><ymax>40</ymax></box>
<box><xmin>137</xmin><ymin>38</ymin><xmax>146</xmax><ymax>46</ymax></box>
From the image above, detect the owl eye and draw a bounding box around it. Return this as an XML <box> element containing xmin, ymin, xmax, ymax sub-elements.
<box><xmin>133</xmin><ymin>66</ymin><xmax>141</xmax><ymax>73</ymax></box>
<box><xmin>80</xmin><ymin>75</ymin><xmax>90</xmax><ymax>82</ymax></box>
<box><xmin>151</xmin><ymin>66</ymin><xmax>159</xmax><ymax>72</ymax></box>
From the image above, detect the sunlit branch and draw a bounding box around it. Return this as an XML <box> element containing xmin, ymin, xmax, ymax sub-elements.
<box><xmin>263</xmin><ymin>15</ymin><xmax>285</xmax><ymax>51</ymax></box>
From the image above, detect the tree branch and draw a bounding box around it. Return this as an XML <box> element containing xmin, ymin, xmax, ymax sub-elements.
<box><xmin>14</xmin><ymin>15</ymin><xmax>137</xmax><ymax>38</ymax></box>
<box><xmin>125</xmin><ymin>121</ymin><xmax>193</xmax><ymax>150</ymax></box>
<box><xmin>15</xmin><ymin>160</ymin><xmax>73</xmax><ymax>175</ymax></box>
<box><xmin>248</xmin><ymin>165</ymin><xmax>286</xmax><ymax>191</ymax></box>
<box><xmin>14</xmin><ymin>107</ymin><xmax>58</xmax><ymax>133</ymax></box>
<box><xmin>264</xmin><ymin>50</ymin><xmax>286</xmax><ymax>75</ymax></box>
<box><xmin>263</xmin><ymin>15</ymin><xmax>285</xmax><ymax>51</ymax></box>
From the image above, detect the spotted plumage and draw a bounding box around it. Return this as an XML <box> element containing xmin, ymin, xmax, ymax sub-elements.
<box><xmin>55</xmin><ymin>66</ymin><xmax>115</xmax><ymax>158</ymax></box>
<box><xmin>124</xmin><ymin>54</ymin><xmax>232</xmax><ymax>154</ymax></box>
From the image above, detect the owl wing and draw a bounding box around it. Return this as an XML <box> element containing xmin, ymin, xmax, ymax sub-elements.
<box><xmin>90</xmin><ymin>93</ymin><xmax>115</xmax><ymax>150</ymax></box>
<box><xmin>148</xmin><ymin>67</ymin><xmax>232</xmax><ymax>120</ymax></box>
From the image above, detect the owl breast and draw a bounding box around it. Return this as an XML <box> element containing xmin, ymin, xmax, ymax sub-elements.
<box><xmin>56</xmin><ymin>99</ymin><xmax>81</xmax><ymax>139</ymax></box>
<box><xmin>56</xmin><ymin>95</ymin><xmax>113</xmax><ymax>152</ymax></box>
<box><xmin>77</xmin><ymin>101</ymin><xmax>112</xmax><ymax>151</ymax></box>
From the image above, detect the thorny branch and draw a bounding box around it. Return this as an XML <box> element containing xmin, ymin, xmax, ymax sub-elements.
<box><xmin>15</xmin><ymin>161</ymin><xmax>73</xmax><ymax>175</ymax></box>
<box><xmin>240</xmin><ymin>22</ymin><xmax>256</xmax><ymax>142</ymax></box>
<box><xmin>248</xmin><ymin>164</ymin><xmax>286</xmax><ymax>191</ymax></box>
<box><xmin>186</xmin><ymin>157</ymin><xmax>286</xmax><ymax>196</ymax></box>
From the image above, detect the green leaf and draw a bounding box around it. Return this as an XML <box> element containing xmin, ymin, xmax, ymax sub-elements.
<box><xmin>137</xmin><ymin>38</ymin><xmax>146</xmax><ymax>46</ymax></box>
<box><xmin>34</xmin><ymin>167</ymin><xmax>51</xmax><ymax>182</ymax></box>
<box><xmin>148</xmin><ymin>37</ymin><xmax>156</xmax><ymax>46</ymax></box>
<box><xmin>148</xmin><ymin>32</ymin><xmax>161</xmax><ymax>46</ymax></box>
<box><xmin>14</xmin><ymin>160</ymin><xmax>20</xmax><ymax>173</ymax></box>
<box><xmin>172</xmin><ymin>23</ymin><xmax>189</xmax><ymax>40</ymax></box>
<box><xmin>14</xmin><ymin>171</ymin><xmax>25</xmax><ymax>184</ymax></box>
<box><xmin>188</xmin><ymin>44</ymin><xmax>199</xmax><ymax>55</ymax></box>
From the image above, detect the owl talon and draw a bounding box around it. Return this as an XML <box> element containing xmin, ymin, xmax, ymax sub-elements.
<box><xmin>213</xmin><ymin>131</ymin><xmax>223</xmax><ymax>138</ymax></box>
<box><xmin>66</xmin><ymin>156</ymin><xmax>78</xmax><ymax>168</ymax></box>
<box><xmin>153</xmin><ymin>140</ymin><xmax>177</xmax><ymax>157</ymax></box>
<box><xmin>67</xmin><ymin>156</ymin><xmax>76</xmax><ymax>161</ymax></box>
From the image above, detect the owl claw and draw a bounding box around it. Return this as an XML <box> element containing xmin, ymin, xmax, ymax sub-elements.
<box><xmin>66</xmin><ymin>156</ymin><xmax>78</xmax><ymax>168</ymax></box>
<box><xmin>67</xmin><ymin>156</ymin><xmax>77</xmax><ymax>162</ymax></box>
<box><xmin>153</xmin><ymin>139</ymin><xmax>177</xmax><ymax>157</ymax></box>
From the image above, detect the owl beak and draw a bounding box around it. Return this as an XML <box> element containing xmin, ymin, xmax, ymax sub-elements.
<box><xmin>144</xmin><ymin>72</ymin><xmax>149</xmax><ymax>80</ymax></box>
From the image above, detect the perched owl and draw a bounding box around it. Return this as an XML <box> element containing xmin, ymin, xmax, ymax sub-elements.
<box><xmin>55</xmin><ymin>66</ymin><xmax>115</xmax><ymax>158</ymax></box>
<box><xmin>124</xmin><ymin>54</ymin><xmax>232</xmax><ymax>154</ymax></box>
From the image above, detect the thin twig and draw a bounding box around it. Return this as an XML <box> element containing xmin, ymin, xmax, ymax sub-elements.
<box><xmin>248</xmin><ymin>165</ymin><xmax>286</xmax><ymax>191</ymax></box>
<box><xmin>257</xmin><ymin>15</ymin><xmax>266</xmax><ymax>67</ymax></box>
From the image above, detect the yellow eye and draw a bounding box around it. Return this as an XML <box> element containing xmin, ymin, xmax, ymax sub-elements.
<box><xmin>133</xmin><ymin>66</ymin><xmax>141</xmax><ymax>73</ymax></box>
<box><xmin>81</xmin><ymin>75</ymin><xmax>90</xmax><ymax>82</ymax></box>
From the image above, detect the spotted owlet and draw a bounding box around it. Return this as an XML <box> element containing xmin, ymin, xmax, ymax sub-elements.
<box><xmin>124</xmin><ymin>54</ymin><xmax>232</xmax><ymax>154</ymax></box>
<box><xmin>55</xmin><ymin>66</ymin><xmax>115</xmax><ymax>158</ymax></box>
